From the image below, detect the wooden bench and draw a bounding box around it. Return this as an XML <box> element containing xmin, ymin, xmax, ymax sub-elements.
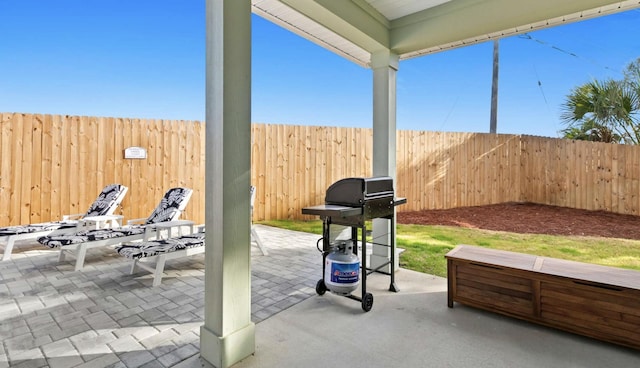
<box><xmin>446</xmin><ymin>245</ymin><xmax>640</xmax><ymax>350</ymax></box>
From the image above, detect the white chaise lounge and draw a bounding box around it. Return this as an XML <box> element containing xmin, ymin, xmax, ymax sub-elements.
<box><xmin>115</xmin><ymin>186</ymin><xmax>268</xmax><ymax>286</ymax></box>
<box><xmin>116</xmin><ymin>230</ymin><xmax>205</xmax><ymax>286</ymax></box>
<box><xmin>37</xmin><ymin>187</ymin><xmax>193</xmax><ymax>271</ymax></box>
<box><xmin>0</xmin><ymin>184</ymin><xmax>128</xmax><ymax>261</ymax></box>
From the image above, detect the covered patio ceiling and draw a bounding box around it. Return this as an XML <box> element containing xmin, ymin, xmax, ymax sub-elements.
<box><xmin>252</xmin><ymin>0</ymin><xmax>640</xmax><ymax>67</ymax></box>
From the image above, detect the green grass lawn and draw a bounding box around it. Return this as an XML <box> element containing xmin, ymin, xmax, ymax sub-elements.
<box><xmin>259</xmin><ymin>220</ymin><xmax>640</xmax><ymax>277</ymax></box>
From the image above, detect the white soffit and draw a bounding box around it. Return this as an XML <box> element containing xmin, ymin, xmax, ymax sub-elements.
<box><xmin>366</xmin><ymin>0</ymin><xmax>452</xmax><ymax>20</ymax></box>
<box><xmin>254</xmin><ymin>0</ymin><xmax>640</xmax><ymax>67</ymax></box>
<box><xmin>401</xmin><ymin>0</ymin><xmax>640</xmax><ymax>60</ymax></box>
<box><xmin>252</xmin><ymin>0</ymin><xmax>372</xmax><ymax>67</ymax></box>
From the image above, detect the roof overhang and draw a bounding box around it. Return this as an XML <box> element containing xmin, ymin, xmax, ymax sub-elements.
<box><xmin>252</xmin><ymin>0</ymin><xmax>640</xmax><ymax>67</ymax></box>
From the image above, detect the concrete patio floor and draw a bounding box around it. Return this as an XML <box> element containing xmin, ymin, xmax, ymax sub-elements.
<box><xmin>1</xmin><ymin>225</ymin><xmax>638</xmax><ymax>368</ymax></box>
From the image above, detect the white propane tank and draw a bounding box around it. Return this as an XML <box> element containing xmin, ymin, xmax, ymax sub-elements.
<box><xmin>324</xmin><ymin>240</ymin><xmax>360</xmax><ymax>295</ymax></box>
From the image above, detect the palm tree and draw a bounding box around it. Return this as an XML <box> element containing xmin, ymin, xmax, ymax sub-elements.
<box><xmin>561</xmin><ymin>59</ymin><xmax>640</xmax><ymax>144</ymax></box>
<box><xmin>560</xmin><ymin>119</ymin><xmax>620</xmax><ymax>143</ymax></box>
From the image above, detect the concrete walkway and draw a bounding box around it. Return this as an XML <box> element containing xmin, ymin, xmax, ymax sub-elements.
<box><xmin>2</xmin><ymin>225</ymin><xmax>639</xmax><ymax>367</ymax></box>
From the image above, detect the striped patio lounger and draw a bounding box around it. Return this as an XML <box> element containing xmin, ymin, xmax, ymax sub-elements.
<box><xmin>116</xmin><ymin>231</ymin><xmax>205</xmax><ymax>287</ymax></box>
<box><xmin>0</xmin><ymin>184</ymin><xmax>128</xmax><ymax>261</ymax></box>
<box><xmin>38</xmin><ymin>187</ymin><xmax>193</xmax><ymax>271</ymax></box>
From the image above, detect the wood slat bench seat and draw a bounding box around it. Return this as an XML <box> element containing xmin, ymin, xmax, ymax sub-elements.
<box><xmin>446</xmin><ymin>245</ymin><xmax>640</xmax><ymax>350</ymax></box>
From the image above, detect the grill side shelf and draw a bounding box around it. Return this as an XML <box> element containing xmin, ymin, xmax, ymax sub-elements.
<box><xmin>301</xmin><ymin>204</ymin><xmax>362</xmax><ymax>218</ymax></box>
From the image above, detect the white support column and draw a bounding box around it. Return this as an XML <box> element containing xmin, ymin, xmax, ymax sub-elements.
<box><xmin>201</xmin><ymin>1</ymin><xmax>255</xmax><ymax>368</ymax></box>
<box><xmin>370</xmin><ymin>50</ymin><xmax>399</xmax><ymax>274</ymax></box>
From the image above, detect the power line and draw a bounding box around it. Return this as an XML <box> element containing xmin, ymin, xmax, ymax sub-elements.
<box><xmin>533</xmin><ymin>65</ymin><xmax>551</xmax><ymax>115</ymax></box>
<box><xmin>518</xmin><ymin>33</ymin><xmax>620</xmax><ymax>75</ymax></box>
<box><xmin>438</xmin><ymin>95</ymin><xmax>459</xmax><ymax>131</ymax></box>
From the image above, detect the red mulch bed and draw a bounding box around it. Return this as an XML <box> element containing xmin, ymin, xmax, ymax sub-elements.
<box><xmin>397</xmin><ymin>202</ymin><xmax>640</xmax><ymax>240</ymax></box>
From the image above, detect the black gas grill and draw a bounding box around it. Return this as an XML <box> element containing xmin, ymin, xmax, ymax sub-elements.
<box><xmin>305</xmin><ymin>177</ymin><xmax>405</xmax><ymax>225</ymax></box>
<box><xmin>302</xmin><ymin>176</ymin><xmax>406</xmax><ymax>311</ymax></box>
<box><xmin>326</xmin><ymin>176</ymin><xmax>398</xmax><ymax>221</ymax></box>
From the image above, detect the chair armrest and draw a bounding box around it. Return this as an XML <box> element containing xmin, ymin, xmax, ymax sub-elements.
<box><xmin>127</xmin><ymin>218</ymin><xmax>147</xmax><ymax>226</ymax></box>
<box><xmin>62</xmin><ymin>213</ymin><xmax>83</xmax><ymax>221</ymax></box>
<box><xmin>153</xmin><ymin>220</ymin><xmax>195</xmax><ymax>229</ymax></box>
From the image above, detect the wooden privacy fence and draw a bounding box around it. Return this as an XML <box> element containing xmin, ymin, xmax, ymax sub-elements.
<box><xmin>0</xmin><ymin>113</ymin><xmax>205</xmax><ymax>227</ymax></box>
<box><xmin>253</xmin><ymin>126</ymin><xmax>640</xmax><ymax>219</ymax></box>
<box><xmin>520</xmin><ymin>136</ymin><xmax>640</xmax><ymax>215</ymax></box>
<box><xmin>252</xmin><ymin>127</ymin><xmax>524</xmax><ymax>218</ymax></box>
<box><xmin>2</xmin><ymin>112</ymin><xmax>640</xmax><ymax>227</ymax></box>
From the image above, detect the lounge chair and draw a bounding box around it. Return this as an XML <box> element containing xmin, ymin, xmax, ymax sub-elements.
<box><xmin>115</xmin><ymin>186</ymin><xmax>267</xmax><ymax>286</ymax></box>
<box><xmin>0</xmin><ymin>184</ymin><xmax>128</xmax><ymax>261</ymax></box>
<box><xmin>38</xmin><ymin>187</ymin><xmax>194</xmax><ymax>271</ymax></box>
<box><xmin>116</xmin><ymin>230</ymin><xmax>205</xmax><ymax>286</ymax></box>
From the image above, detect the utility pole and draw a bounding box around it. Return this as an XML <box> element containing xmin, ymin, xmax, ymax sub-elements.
<box><xmin>490</xmin><ymin>39</ymin><xmax>499</xmax><ymax>134</ymax></box>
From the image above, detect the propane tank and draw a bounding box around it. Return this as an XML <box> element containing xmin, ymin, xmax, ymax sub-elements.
<box><xmin>324</xmin><ymin>240</ymin><xmax>360</xmax><ymax>295</ymax></box>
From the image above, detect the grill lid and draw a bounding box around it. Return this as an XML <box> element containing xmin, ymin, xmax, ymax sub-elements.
<box><xmin>325</xmin><ymin>176</ymin><xmax>394</xmax><ymax>207</ymax></box>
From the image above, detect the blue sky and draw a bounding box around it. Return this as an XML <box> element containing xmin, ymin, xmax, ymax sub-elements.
<box><xmin>1</xmin><ymin>1</ymin><xmax>639</xmax><ymax>138</ymax></box>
